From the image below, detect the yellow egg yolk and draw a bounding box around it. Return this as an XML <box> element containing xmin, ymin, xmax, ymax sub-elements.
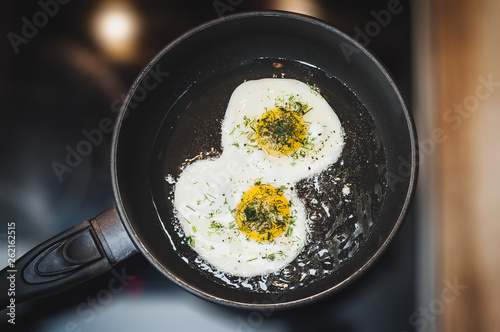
<box><xmin>255</xmin><ymin>107</ymin><xmax>306</xmax><ymax>156</ymax></box>
<box><xmin>235</xmin><ymin>184</ymin><xmax>290</xmax><ymax>241</ymax></box>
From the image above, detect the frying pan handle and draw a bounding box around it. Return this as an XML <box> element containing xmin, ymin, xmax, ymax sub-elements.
<box><xmin>1</xmin><ymin>207</ymin><xmax>138</xmax><ymax>309</ymax></box>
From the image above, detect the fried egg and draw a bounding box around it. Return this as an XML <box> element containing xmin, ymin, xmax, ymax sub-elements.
<box><xmin>174</xmin><ymin>159</ymin><xmax>308</xmax><ymax>277</ymax></box>
<box><xmin>221</xmin><ymin>78</ymin><xmax>344</xmax><ymax>183</ymax></box>
<box><xmin>173</xmin><ymin>78</ymin><xmax>344</xmax><ymax>277</ymax></box>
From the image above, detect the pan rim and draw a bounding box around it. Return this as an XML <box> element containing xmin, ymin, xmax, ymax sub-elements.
<box><xmin>111</xmin><ymin>10</ymin><xmax>418</xmax><ymax>309</ymax></box>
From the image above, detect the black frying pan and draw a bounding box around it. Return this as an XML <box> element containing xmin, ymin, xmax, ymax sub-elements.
<box><xmin>1</xmin><ymin>11</ymin><xmax>417</xmax><ymax>310</ymax></box>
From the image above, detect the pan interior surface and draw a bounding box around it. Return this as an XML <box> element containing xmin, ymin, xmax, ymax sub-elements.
<box><xmin>113</xmin><ymin>12</ymin><xmax>416</xmax><ymax>308</ymax></box>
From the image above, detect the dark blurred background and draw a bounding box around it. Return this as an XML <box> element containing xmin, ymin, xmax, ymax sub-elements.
<box><xmin>0</xmin><ymin>1</ymin><xmax>415</xmax><ymax>331</ymax></box>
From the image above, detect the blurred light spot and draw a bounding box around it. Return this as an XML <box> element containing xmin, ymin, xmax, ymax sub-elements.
<box><xmin>268</xmin><ymin>0</ymin><xmax>324</xmax><ymax>19</ymax></box>
<box><xmin>91</xmin><ymin>1</ymin><xmax>140</xmax><ymax>63</ymax></box>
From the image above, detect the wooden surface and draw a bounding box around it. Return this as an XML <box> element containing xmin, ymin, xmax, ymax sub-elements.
<box><xmin>430</xmin><ymin>0</ymin><xmax>500</xmax><ymax>331</ymax></box>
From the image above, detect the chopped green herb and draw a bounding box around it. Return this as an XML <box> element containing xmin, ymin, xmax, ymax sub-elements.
<box><xmin>278</xmin><ymin>185</ymin><xmax>288</xmax><ymax>193</ymax></box>
<box><xmin>254</xmin><ymin>177</ymin><xmax>263</xmax><ymax>185</ymax></box>
<box><xmin>264</xmin><ymin>250</ymin><xmax>286</xmax><ymax>261</ymax></box>
<box><xmin>308</xmin><ymin>83</ymin><xmax>321</xmax><ymax>95</ymax></box>
<box><xmin>186</xmin><ymin>235</ymin><xmax>195</xmax><ymax>247</ymax></box>
<box><xmin>264</xmin><ymin>253</ymin><xmax>275</xmax><ymax>261</ymax></box>
<box><xmin>208</xmin><ymin>221</ymin><xmax>224</xmax><ymax>235</ymax></box>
